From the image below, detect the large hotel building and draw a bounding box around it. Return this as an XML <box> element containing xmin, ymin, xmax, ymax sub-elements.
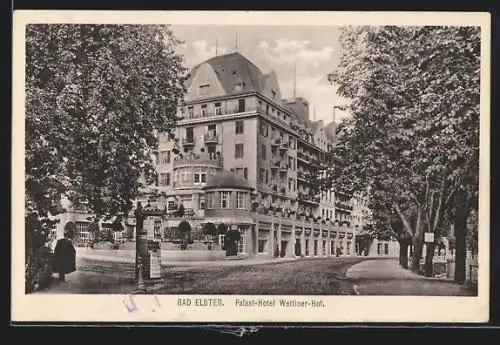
<box><xmin>55</xmin><ymin>52</ymin><xmax>374</xmax><ymax>259</ymax></box>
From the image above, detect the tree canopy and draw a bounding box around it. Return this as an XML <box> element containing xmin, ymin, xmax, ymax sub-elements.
<box><xmin>26</xmin><ymin>24</ymin><xmax>187</xmax><ymax>246</ymax></box>
<box><xmin>324</xmin><ymin>26</ymin><xmax>480</xmax><ymax>274</ymax></box>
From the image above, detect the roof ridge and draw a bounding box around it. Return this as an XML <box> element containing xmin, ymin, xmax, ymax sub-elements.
<box><xmin>239</xmin><ymin>56</ymin><xmax>259</xmax><ymax>90</ymax></box>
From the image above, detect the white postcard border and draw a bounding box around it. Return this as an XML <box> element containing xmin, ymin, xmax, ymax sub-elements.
<box><xmin>12</xmin><ymin>10</ymin><xmax>491</xmax><ymax>323</ymax></box>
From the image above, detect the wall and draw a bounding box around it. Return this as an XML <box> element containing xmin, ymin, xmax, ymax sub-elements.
<box><xmin>185</xmin><ymin>63</ymin><xmax>226</xmax><ymax>102</ymax></box>
<box><xmin>368</xmin><ymin>239</ymin><xmax>400</xmax><ymax>257</ymax></box>
<box><xmin>221</xmin><ymin>117</ymin><xmax>258</xmax><ymax>186</ymax></box>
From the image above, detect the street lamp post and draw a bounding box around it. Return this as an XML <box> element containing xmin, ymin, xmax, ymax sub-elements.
<box><xmin>134</xmin><ymin>202</ymin><xmax>146</xmax><ymax>292</ymax></box>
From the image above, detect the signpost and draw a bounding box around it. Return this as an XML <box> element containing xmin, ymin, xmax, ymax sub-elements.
<box><xmin>425</xmin><ymin>232</ymin><xmax>435</xmax><ymax>243</ymax></box>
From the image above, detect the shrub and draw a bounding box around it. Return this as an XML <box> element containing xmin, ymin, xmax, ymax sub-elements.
<box><xmin>217</xmin><ymin>223</ymin><xmax>228</xmax><ymax>235</ymax></box>
<box><xmin>178</xmin><ymin>220</ymin><xmax>192</xmax><ymax>235</ymax></box>
<box><xmin>176</xmin><ymin>203</ymin><xmax>185</xmax><ymax>217</ymax></box>
<box><xmin>203</xmin><ymin>222</ymin><xmax>217</xmax><ymax>236</ymax></box>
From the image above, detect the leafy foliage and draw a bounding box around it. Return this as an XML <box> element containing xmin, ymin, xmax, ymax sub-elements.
<box><xmin>25</xmin><ymin>23</ymin><xmax>187</xmax><ymax>278</ymax></box>
<box><xmin>176</xmin><ymin>203</ymin><xmax>185</xmax><ymax>218</ymax></box>
<box><xmin>323</xmin><ymin>26</ymin><xmax>480</xmax><ymax>271</ymax></box>
<box><xmin>25</xmin><ymin>245</ymin><xmax>54</xmax><ymax>293</ymax></box>
<box><xmin>25</xmin><ymin>24</ymin><xmax>187</xmax><ymax>289</ymax></box>
<box><xmin>203</xmin><ymin>222</ymin><xmax>217</xmax><ymax>236</ymax></box>
<box><xmin>178</xmin><ymin>220</ymin><xmax>192</xmax><ymax>234</ymax></box>
<box><xmin>217</xmin><ymin>223</ymin><xmax>228</xmax><ymax>235</ymax></box>
<box><xmin>25</xmin><ymin>24</ymin><xmax>187</xmax><ymax>235</ymax></box>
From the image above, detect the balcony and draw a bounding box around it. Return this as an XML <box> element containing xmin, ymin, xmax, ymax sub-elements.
<box><xmin>279</xmin><ymin>163</ymin><xmax>288</xmax><ymax>173</ymax></box>
<box><xmin>279</xmin><ymin>142</ymin><xmax>288</xmax><ymax>152</ymax></box>
<box><xmin>165</xmin><ymin>207</ymin><xmax>198</xmax><ymax>219</ymax></box>
<box><xmin>203</xmin><ymin>132</ymin><xmax>219</xmax><ymax>145</ymax></box>
<box><xmin>271</xmin><ymin>137</ymin><xmax>281</xmax><ymax>147</ymax></box>
<box><xmin>182</xmin><ymin>137</ymin><xmax>195</xmax><ymax>146</ymax></box>
<box><xmin>173</xmin><ymin>153</ymin><xmax>223</xmax><ymax>169</ymax></box>
<box><xmin>296</xmin><ymin>151</ymin><xmax>308</xmax><ymax>163</ymax></box>
<box><xmin>271</xmin><ymin>160</ymin><xmax>280</xmax><ymax>171</ymax></box>
<box><xmin>298</xmin><ymin>192</ymin><xmax>320</xmax><ymax>205</ymax></box>
<box><xmin>335</xmin><ymin>201</ymin><xmax>354</xmax><ymax>211</ymax></box>
<box><xmin>181</xmin><ymin>105</ymin><xmax>299</xmax><ymax>135</ymax></box>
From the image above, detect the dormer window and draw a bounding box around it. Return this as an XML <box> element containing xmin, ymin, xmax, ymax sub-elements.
<box><xmin>234</xmin><ymin>81</ymin><xmax>244</xmax><ymax>92</ymax></box>
<box><xmin>199</xmin><ymin>84</ymin><xmax>210</xmax><ymax>96</ymax></box>
<box><xmin>271</xmin><ymin>90</ymin><xmax>276</xmax><ymax>100</ymax></box>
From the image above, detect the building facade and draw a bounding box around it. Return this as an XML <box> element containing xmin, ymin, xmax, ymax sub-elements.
<box><xmin>54</xmin><ymin>52</ymin><xmax>370</xmax><ymax>259</ymax></box>
<box><xmin>142</xmin><ymin>52</ymin><xmax>367</xmax><ymax>258</ymax></box>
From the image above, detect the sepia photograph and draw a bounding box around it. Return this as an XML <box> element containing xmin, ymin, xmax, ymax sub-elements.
<box><xmin>12</xmin><ymin>11</ymin><xmax>490</xmax><ymax>323</ymax></box>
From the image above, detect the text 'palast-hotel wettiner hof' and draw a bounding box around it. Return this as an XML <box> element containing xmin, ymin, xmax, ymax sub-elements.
<box><xmin>236</xmin><ymin>298</ymin><xmax>326</xmax><ymax>308</ymax></box>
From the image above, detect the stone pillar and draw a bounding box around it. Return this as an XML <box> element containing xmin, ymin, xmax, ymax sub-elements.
<box><xmin>268</xmin><ymin>219</ymin><xmax>275</xmax><ymax>259</ymax></box>
<box><xmin>290</xmin><ymin>223</ymin><xmax>296</xmax><ymax>258</ymax></box>
<box><xmin>327</xmin><ymin>227</ymin><xmax>332</xmax><ymax>256</ymax></box>
<box><xmin>243</xmin><ymin>225</ymin><xmax>253</xmax><ymax>256</ymax></box>
<box><xmin>300</xmin><ymin>220</ymin><xmax>306</xmax><ymax>257</ymax></box>
<box><xmin>277</xmin><ymin>215</ymin><xmax>282</xmax><ymax>257</ymax></box>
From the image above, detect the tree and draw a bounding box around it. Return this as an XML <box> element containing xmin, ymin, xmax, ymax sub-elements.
<box><xmin>176</xmin><ymin>203</ymin><xmax>185</xmax><ymax>218</ymax></box>
<box><xmin>178</xmin><ymin>220</ymin><xmax>192</xmax><ymax>250</ymax></box>
<box><xmin>325</xmin><ymin>26</ymin><xmax>480</xmax><ymax>277</ymax></box>
<box><xmin>203</xmin><ymin>222</ymin><xmax>217</xmax><ymax>236</ymax></box>
<box><xmin>25</xmin><ymin>24</ymin><xmax>187</xmax><ymax>281</ymax></box>
<box><xmin>217</xmin><ymin>223</ymin><xmax>228</xmax><ymax>235</ymax></box>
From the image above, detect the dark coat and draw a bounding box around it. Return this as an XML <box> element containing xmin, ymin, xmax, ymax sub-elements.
<box><xmin>53</xmin><ymin>238</ymin><xmax>76</xmax><ymax>274</ymax></box>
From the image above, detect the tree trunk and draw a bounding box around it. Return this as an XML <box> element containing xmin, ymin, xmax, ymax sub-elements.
<box><xmin>411</xmin><ymin>209</ymin><xmax>425</xmax><ymax>273</ymax></box>
<box><xmin>399</xmin><ymin>240</ymin><xmax>409</xmax><ymax>269</ymax></box>
<box><xmin>424</xmin><ymin>242</ymin><xmax>435</xmax><ymax>277</ymax></box>
<box><xmin>454</xmin><ymin>189</ymin><xmax>469</xmax><ymax>284</ymax></box>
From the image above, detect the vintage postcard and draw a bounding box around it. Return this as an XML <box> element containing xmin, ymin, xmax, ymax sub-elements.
<box><xmin>12</xmin><ymin>10</ymin><xmax>490</xmax><ymax>323</ymax></box>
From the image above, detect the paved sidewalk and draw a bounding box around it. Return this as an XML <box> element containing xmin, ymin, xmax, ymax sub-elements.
<box><xmin>39</xmin><ymin>271</ymin><xmax>136</xmax><ymax>294</ymax></box>
<box><xmin>346</xmin><ymin>259</ymin><xmax>477</xmax><ymax>296</ymax></box>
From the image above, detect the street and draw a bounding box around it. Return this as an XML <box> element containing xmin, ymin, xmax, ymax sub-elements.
<box><xmin>346</xmin><ymin>259</ymin><xmax>478</xmax><ymax>296</ymax></box>
<box><xmin>43</xmin><ymin>257</ymin><xmax>366</xmax><ymax>295</ymax></box>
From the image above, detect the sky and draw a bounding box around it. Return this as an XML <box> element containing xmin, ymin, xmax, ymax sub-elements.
<box><xmin>169</xmin><ymin>25</ymin><xmax>349</xmax><ymax>124</ymax></box>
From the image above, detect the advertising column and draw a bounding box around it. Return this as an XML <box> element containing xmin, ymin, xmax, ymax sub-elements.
<box><xmin>142</xmin><ymin>216</ymin><xmax>162</xmax><ymax>285</ymax></box>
